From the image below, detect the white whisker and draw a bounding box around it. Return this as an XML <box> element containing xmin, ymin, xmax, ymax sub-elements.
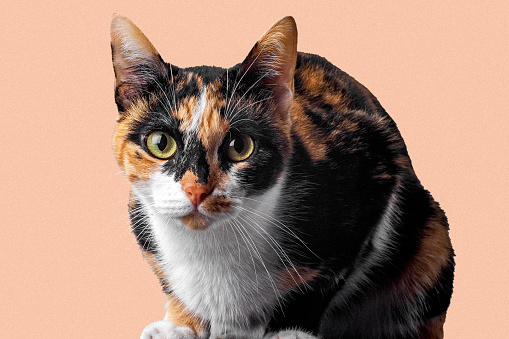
<box><xmin>230</xmin><ymin>214</ymin><xmax>285</xmax><ymax>312</ymax></box>
<box><xmin>227</xmin><ymin>71</ymin><xmax>271</xmax><ymax>122</ymax></box>
<box><xmin>236</xmin><ymin>212</ymin><xmax>309</xmax><ymax>293</ymax></box>
<box><xmin>237</xmin><ymin>205</ymin><xmax>322</xmax><ymax>261</ymax></box>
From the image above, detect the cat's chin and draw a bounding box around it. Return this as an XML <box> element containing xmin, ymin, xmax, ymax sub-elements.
<box><xmin>180</xmin><ymin>211</ymin><xmax>212</xmax><ymax>231</ymax></box>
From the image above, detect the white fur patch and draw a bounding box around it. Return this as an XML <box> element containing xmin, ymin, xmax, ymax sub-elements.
<box><xmin>137</xmin><ymin>169</ymin><xmax>288</xmax><ymax>337</ymax></box>
<box><xmin>264</xmin><ymin>329</ymin><xmax>318</xmax><ymax>339</ymax></box>
<box><xmin>188</xmin><ymin>86</ymin><xmax>207</xmax><ymax>134</ymax></box>
<box><xmin>371</xmin><ymin>188</ymin><xmax>400</xmax><ymax>252</ymax></box>
<box><xmin>337</xmin><ymin>187</ymin><xmax>401</xmax><ymax>291</ymax></box>
<box><xmin>140</xmin><ymin>319</ymin><xmax>205</xmax><ymax>339</ymax></box>
<box><xmin>134</xmin><ymin>171</ymin><xmax>194</xmax><ymax>218</ymax></box>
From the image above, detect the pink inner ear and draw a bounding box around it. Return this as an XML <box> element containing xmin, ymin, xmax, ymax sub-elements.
<box><xmin>272</xmin><ymin>83</ymin><xmax>294</xmax><ymax>116</ymax></box>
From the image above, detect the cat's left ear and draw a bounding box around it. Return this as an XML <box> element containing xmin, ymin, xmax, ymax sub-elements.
<box><xmin>110</xmin><ymin>14</ymin><xmax>167</xmax><ymax>112</ymax></box>
<box><xmin>241</xmin><ymin>16</ymin><xmax>298</xmax><ymax>115</ymax></box>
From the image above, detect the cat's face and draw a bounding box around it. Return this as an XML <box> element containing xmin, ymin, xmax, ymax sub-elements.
<box><xmin>111</xmin><ymin>15</ymin><xmax>297</xmax><ymax>230</ymax></box>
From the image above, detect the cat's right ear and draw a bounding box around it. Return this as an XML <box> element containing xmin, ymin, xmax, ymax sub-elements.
<box><xmin>110</xmin><ymin>14</ymin><xmax>167</xmax><ymax>112</ymax></box>
<box><xmin>240</xmin><ymin>17</ymin><xmax>297</xmax><ymax>119</ymax></box>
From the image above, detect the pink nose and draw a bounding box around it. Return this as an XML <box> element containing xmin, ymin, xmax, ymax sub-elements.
<box><xmin>183</xmin><ymin>183</ymin><xmax>211</xmax><ymax>207</ymax></box>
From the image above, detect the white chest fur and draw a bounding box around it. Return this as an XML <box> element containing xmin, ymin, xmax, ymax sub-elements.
<box><xmin>146</xmin><ymin>183</ymin><xmax>286</xmax><ymax>335</ymax></box>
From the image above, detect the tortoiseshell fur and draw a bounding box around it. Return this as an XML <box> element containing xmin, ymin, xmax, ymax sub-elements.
<box><xmin>111</xmin><ymin>15</ymin><xmax>454</xmax><ymax>339</ymax></box>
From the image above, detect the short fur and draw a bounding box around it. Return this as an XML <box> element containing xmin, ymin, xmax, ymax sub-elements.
<box><xmin>110</xmin><ymin>15</ymin><xmax>454</xmax><ymax>339</ymax></box>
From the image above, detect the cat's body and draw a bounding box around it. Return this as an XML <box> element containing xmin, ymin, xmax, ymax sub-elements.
<box><xmin>110</xmin><ymin>15</ymin><xmax>454</xmax><ymax>339</ymax></box>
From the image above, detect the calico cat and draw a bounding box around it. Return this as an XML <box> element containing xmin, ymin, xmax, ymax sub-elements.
<box><xmin>110</xmin><ymin>14</ymin><xmax>454</xmax><ymax>339</ymax></box>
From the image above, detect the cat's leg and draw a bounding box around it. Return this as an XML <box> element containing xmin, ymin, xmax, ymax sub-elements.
<box><xmin>141</xmin><ymin>295</ymin><xmax>205</xmax><ymax>339</ymax></box>
<box><xmin>141</xmin><ymin>252</ymin><xmax>209</xmax><ymax>338</ymax></box>
<box><xmin>141</xmin><ymin>293</ymin><xmax>209</xmax><ymax>339</ymax></box>
<box><xmin>140</xmin><ymin>308</ymin><xmax>209</xmax><ymax>339</ymax></box>
<box><xmin>263</xmin><ymin>330</ymin><xmax>319</xmax><ymax>339</ymax></box>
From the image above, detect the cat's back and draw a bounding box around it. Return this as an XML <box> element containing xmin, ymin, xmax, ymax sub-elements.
<box><xmin>290</xmin><ymin>52</ymin><xmax>408</xmax><ymax>168</ymax></box>
<box><xmin>293</xmin><ymin>52</ymin><xmax>385</xmax><ymax>117</ymax></box>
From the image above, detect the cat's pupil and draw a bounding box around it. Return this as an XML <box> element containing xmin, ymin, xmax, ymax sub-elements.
<box><xmin>155</xmin><ymin>134</ymin><xmax>167</xmax><ymax>151</ymax></box>
<box><xmin>232</xmin><ymin>137</ymin><xmax>244</xmax><ymax>153</ymax></box>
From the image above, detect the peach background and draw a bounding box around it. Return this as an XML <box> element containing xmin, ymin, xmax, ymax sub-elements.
<box><xmin>1</xmin><ymin>1</ymin><xmax>507</xmax><ymax>338</ymax></box>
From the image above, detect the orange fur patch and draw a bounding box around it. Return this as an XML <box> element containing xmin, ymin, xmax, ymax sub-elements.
<box><xmin>197</xmin><ymin>86</ymin><xmax>228</xmax><ymax>152</ymax></box>
<box><xmin>277</xmin><ymin>266</ymin><xmax>321</xmax><ymax>293</ymax></box>
<box><xmin>174</xmin><ymin>95</ymin><xmax>198</xmax><ymax>132</ymax></box>
<box><xmin>164</xmin><ymin>294</ymin><xmax>209</xmax><ymax>335</ymax></box>
<box><xmin>297</xmin><ymin>62</ymin><xmax>350</xmax><ymax>113</ymax></box>
<box><xmin>299</xmin><ymin>65</ymin><xmax>326</xmax><ymax>93</ymax></box>
<box><xmin>143</xmin><ymin>251</ymin><xmax>208</xmax><ymax>334</ymax></box>
<box><xmin>419</xmin><ymin>312</ymin><xmax>447</xmax><ymax>339</ymax></box>
<box><xmin>337</xmin><ymin>119</ymin><xmax>359</xmax><ymax>133</ymax></box>
<box><xmin>143</xmin><ymin>250</ymin><xmax>170</xmax><ymax>289</ymax></box>
<box><xmin>181</xmin><ymin>213</ymin><xmax>210</xmax><ymax>230</ymax></box>
<box><xmin>180</xmin><ymin>171</ymin><xmax>210</xmax><ymax>190</ymax></box>
<box><xmin>323</xmin><ymin>91</ymin><xmax>349</xmax><ymax>111</ymax></box>
<box><xmin>201</xmin><ymin>194</ymin><xmax>232</xmax><ymax>215</ymax></box>
<box><xmin>398</xmin><ymin>201</ymin><xmax>453</xmax><ymax>295</ymax></box>
<box><xmin>113</xmin><ymin>98</ymin><xmax>164</xmax><ymax>182</ymax></box>
<box><xmin>290</xmin><ymin>99</ymin><xmax>328</xmax><ymax>162</ymax></box>
<box><xmin>327</xmin><ymin>118</ymin><xmax>360</xmax><ymax>144</ymax></box>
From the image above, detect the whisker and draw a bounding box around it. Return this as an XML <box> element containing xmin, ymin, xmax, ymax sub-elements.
<box><xmin>132</xmin><ymin>72</ymin><xmax>174</xmax><ymax>117</ymax></box>
<box><xmin>225</xmin><ymin>215</ymin><xmax>242</xmax><ymax>263</ymax></box>
<box><xmin>237</xmin><ymin>205</ymin><xmax>322</xmax><ymax>261</ymax></box>
<box><xmin>227</xmin><ymin>215</ymin><xmax>259</xmax><ymax>288</ymax></box>
<box><xmin>228</xmin><ymin>96</ymin><xmax>274</xmax><ymax>129</ymax></box>
<box><xmin>224</xmin><ymin>46</ymin><xmax>267</xmax><ymax>119</ymax></box>
<box><xmin>236</xmin><ymin>212</ymin><xmax>310</xmax><ymax>292</ymax></box>
<box><xmin>227</xmin><ymin>71</ymin><xmax>270</xmax><ymax>122</ymax></box>
<box><xmin>230</xmin><ymin>215</ymin><xmax>284</xmax><ymax>312</ymax></box>
<box><xmin>167</xmin><ymin>63</ymin><xmax>178</xmax><ymax>112</ymax></box>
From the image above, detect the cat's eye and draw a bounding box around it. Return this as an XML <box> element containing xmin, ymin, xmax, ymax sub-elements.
<box><xmin>146</xmin><ymin>131</ymin><xmax>177</xmax><ymax>159</ymax></box>
<box><xmin>227</xmin><ymin>133</ymin><xmax>255</xmax><ymax>162</ymax></box>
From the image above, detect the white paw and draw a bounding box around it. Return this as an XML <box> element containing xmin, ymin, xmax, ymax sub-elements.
<box><xmin>264</xmin><ymin>329</ymin><xmax>319</xmax><ymax>339</ymax></box>
<box><xmin>141</xmin><ymin>320</ymin><xmax>198</xmax><ymax>339</ymax></box>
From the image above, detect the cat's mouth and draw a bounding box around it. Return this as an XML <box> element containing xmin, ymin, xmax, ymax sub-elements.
<box><xmin>181</xmin><ymin>212</ymin><xmax>211</xmax><ymax>231</ymax></box>
<box><xmin>176</xmin><ymin>194</ymin><xmax>235</xmax><ymax>230</ymax></box>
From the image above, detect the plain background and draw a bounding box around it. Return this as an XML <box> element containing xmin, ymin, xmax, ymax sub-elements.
<box><xmin>1</xmin><ymin>1</ymin><xmax>507</xmax><ymax>338</ymax></box>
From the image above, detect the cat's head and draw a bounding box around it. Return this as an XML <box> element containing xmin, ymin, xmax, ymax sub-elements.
<box><xmin>110</xmin><ymin>15</ymin><xmax>297</xmax><ymax>230</ymax></box>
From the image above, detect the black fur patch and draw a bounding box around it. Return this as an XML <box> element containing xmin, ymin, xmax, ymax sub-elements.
<box><xmin>170</xmin><ymin>136</ymin><xmax>210</xmax><ymax>184</ymax></box>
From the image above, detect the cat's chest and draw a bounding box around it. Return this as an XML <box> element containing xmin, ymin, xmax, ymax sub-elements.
<box><xmin>151</xmin><ymin>214</ymin><xmax>283</xmax><ymax>327</ymax></box>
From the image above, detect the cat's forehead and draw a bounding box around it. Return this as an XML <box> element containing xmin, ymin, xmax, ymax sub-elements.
<box><xmin>182</xmin><ymin>65</ymin><xmax>229</xmax><ymax>85</ymax></box>
<box><xmin>121</xmin><ymin>64</ymin><xmax>276</xmax><ymax>156</ymax></box>
<box><xmin>171</xmin><ymin>69</ymin><xmax>229</xmax><ymax>146</ymax></box>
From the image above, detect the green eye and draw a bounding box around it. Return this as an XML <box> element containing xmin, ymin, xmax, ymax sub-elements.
<box><xmin>146</xmin><ymin>131</ymin><xmax>177</xmax><ymax>159</ymax></box>
<box><xmin>227</xmin><ymin>133</ymin><xmax>254</xmax><ymax>162</ymax></box>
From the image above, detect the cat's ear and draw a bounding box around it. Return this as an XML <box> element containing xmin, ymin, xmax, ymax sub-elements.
<box><xmin>241</xmin><ymin>16</ymin><xmax>298</xmax><ymax>115</ymax></box>
<box><xmin>110</xmin><ymin>14</ymin><xmax>167</xmax><ymax>112</ymax></box>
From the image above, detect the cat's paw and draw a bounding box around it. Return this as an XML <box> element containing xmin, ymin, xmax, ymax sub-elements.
<box><xmin>140</xmin><ymin>320</ymin><xmax>198</xmax><ymax>339</ymax></box>
<box><xmin>263</xmin><ymin>329</ymin><xmax>319</xmax><ymax>339</ymax></box>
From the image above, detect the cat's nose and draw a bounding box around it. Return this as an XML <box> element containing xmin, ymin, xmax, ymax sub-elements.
<box><xmin>183</xmin><ymin>184</ymin><xmax>211</xmax><ymax>207</ymax></box>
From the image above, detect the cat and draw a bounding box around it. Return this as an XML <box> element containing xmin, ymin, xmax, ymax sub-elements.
<box><xmin>110</xmin><ymin>14</ymin><xmax>454</xmax><ymax>339</ymax></box>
